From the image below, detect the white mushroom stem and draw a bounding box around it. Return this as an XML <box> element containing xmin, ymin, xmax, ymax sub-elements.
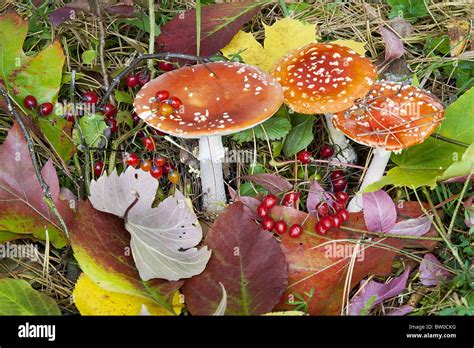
<box><xmin>198</xmin><ymin>135</ymin><xmax>227</xmax><ymax>212</ymax></box>
<box><xmin>325</xmin><ymin>114</ymin><xmax>357</xmax><ymax>163</ymax></box>
<box><xmin>347</xmin><ymin>148</ymin><xmax>392</xmax><ymax>212</ymax></box>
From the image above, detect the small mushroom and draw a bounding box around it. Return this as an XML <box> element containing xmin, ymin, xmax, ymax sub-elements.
<box><xmin>134</xmin><ymin>61</ymin><xmax>284</xmax><ymax>212</ymax></box>
<box><xmin>271</xmin><ymin>42</ymin><xmax>377</xmax><ymax>163</ymax></box>
<box><xmin>332</xmin><ymin>81</ymin><xmax>445</xmax><ymax>211</ymax></box>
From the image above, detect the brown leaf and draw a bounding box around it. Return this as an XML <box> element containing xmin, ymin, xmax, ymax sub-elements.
<box><xmin>156</xmin><ymin>2</ymin><xmax>262</xmax><ymax>57</ymax></box>
<box><xmin>182</xmin><ymin>202</ymin><xmax>288</xmax><ymax>315</ymax></box>
<box><xmin>271</xmin><ymin>202</ymin><xmax>438</xmax><ymax>315</ymax></box>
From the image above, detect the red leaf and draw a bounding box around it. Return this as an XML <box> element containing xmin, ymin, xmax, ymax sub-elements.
<box><xmin>70</xmin><ymin>200</ymin><xmax>182</xmax><ymax>305</ymax></box>
<box><xmin>0</xmin><ymin>123</ymin><xmax>73</xmax><ymax>247</ymax></box>
<box><xmin>156</xmin><ymin>2</ymin><xmax>262</xmax><ymax>57</ymax></box>
<box><xmin>380</xmin><ymin>25</ymin><xmax>405</xmax><ymax>65</ymax></box>
<box><xmin>243</xmin><ymin>173</ymin><xmax>292</xmax><ymax>195</ymax></box>
<box><xmin>183</xmin><ymin>202</ymin><xmax>288</xmax><ymax>315</ymax></box>
<box><xmin>271</xmin><ymin>202</ymin><xmax>438</xmax><ymax>315</ymax></box>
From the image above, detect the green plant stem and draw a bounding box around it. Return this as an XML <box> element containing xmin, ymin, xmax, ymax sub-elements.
<box><xmin>107</xmin><ymin>121</ymin><xmax>144</xmax><ymax>174</ymax></box>
<box><xmin>422</xmin><ymin>187</ymin><xmax>467</xmax><ymax>271</ymax></box>
<box><xmin>148</xmin><ymin>0</ymin><xmax>157</xmax><ymax>78</ymax></box>
<box><xmin>447</xmin><ymin>174</ymin><xmax>472</xmax><ymax>239</ymax></box>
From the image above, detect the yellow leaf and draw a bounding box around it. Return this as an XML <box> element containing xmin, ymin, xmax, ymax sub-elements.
<box><xmin>221</xmin><ymin>18</ymin><xmax>317</xmax><ymax>72</ymax></box>
<box><xmin>332</xmin><ymin>39</ymin><xmax>367</xmax><ymax>56</ymax></box>
<box><xmin>73</xmin><ymin>274</ymin><xmax>183</xmax><ymax>316</ymax></box>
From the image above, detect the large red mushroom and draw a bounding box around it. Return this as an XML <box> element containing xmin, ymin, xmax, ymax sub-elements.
<box><xmin>272</xmin><ymin>42</ymin><xmax>377</xmax><ymax>163</ymax></box>
<box><xmin>134</xmin><ymin>61</ymin><xmax>284</xmax><ymax>212</ymax></box>
<box><xmin>332</xmin><ymin>81</ymin><xmax>445</xmax><ymax>211</ymax></box>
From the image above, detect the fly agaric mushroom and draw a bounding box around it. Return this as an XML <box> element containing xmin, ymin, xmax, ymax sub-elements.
<box><xmin>134</xmin><ymin>61</ymin><xmax>284</xmax><ymax>212</ymax></box>
<box><xmin>271</xmin><ymin>42</ymin><xmax>377</xmax><ymax>163</ymax></box>
<box><xmin>332</xmin><ymin>81</ymin><xmax>445</xmax><ymax>212</ymax></box>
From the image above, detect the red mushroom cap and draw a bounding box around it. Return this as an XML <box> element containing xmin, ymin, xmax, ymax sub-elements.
<box><xmin>271</xmin><ymin>42</ymin><xmax>377</xmax><ymax>114</ymax></box>
<box><xmin>332</xmin><ymin>81</ymin><xmax>445</xmax><ymax>150</ymax></box>
<box><xmin>133</xmin><ymin>62</ymin><xmax>284</xmax><ymax>138</ymax></box>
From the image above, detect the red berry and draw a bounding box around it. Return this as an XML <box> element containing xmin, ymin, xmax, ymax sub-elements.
<box><xmin>330</xmin><ymin>170</ymin><xmax>344</xmax><ymax>181</ymax></box>
<box><xmin>330</xmin><ymin>214</ymin><xmax>343</xmax><ymax>228</ymax></box>
<box><xmin>168</xmin><ymin>96</ymin><xmax>182</xmax><ymax>110</ymax></box>
<box><xmin>103</xmin><ymin>103</ymin><xmax>117</xmax><ymax>119</ymax></box>
<box><xmin>162</xmin><ymin>162</ymin><xmax>173</xmax><ymax>175</ymax></box>
<box><xmin>297</xmin><ymin>151</ymin><xmax>311</xmax><ymax>164</ymax></box>
<box><xmin>126</xmin><ymin>152</ymin><xmax>140</xmax><ymax>168</ymax></box>
<box><xmin>315</xmin><ymin>221</ymin><xmax>329</xmax><ymax>235</ymax></box>
<box><xmin>142</xmin><ymin>137</ymin><xmax>155</xmax><ymax>151</ymax></box>
<box><xmin>321</xmin><ymin>144</ymin><xmax>334</xmax><ymax>158</ymax></box>
<box><xmin>274</xmin><ymin>220</ymin><xmax>287</xmax><ymax>235</ymax></box>
<box><xmin>126</xmin><ymin>74</ymin><xmax>139</xmax><ymax>88</ymax></box>
<box><xmin>332</xmin><ymin>177</ymin><xmax>348</xmax><ymax>191</ymax></box>
<box><xmin>93</xmin><ymin>161</ymin><xmax>104</xmax><ymax>177</ymax></box>
<box><xmin>24</xmin><ymin>95</ymin><xmax>37</xmax><ymax>110</ymax></box>
<box><xmin>136</xmin><ymin>130</ymin><xmax>145</xmax><ymax>138</ymax></box>
<box><xmin>154</xmin><ymin>157</ymin><xmax>167</xmax><ymax>167</ymax></box>
<box><xmin>262</xmin><ymin>217</ymin><xmax>275</xmax><ymax>231</ymax></box>
<box><xmin>262</xmin><ymin>194</ymin><xmax>278</xmax><ymax>209</ymax></box>
<box><xmin>257</xmin><ymin>204</ymin><xmax>270</xmax><ymax>218</ymax></box>
<box><xmin>83</xmin><ymin>91</ymin><xmax>99</xmax><ymax>104</ymax></box>
<box><xmin>140</xmin><ymin>159</ymin><xmax>152</xmax><ymax>172</ymax></box>
<box><xmin>138</xmin><ymin>71</ymin><xmax>150</xmax><ymax>86</ymax></box>
<box><xmin>319</xmin><ymin>216</ymin><xmax>333</xmax><ymax>230</ymax></box>
<box><xmin>150</xmin><ymin>165</ymin><xmax>163</xmax><ymax>179</ymax></box>
<box><xmin>39</xmin><ymin>102</ymin><xmax>53</xmax><ymax>116</ymax></box>
<box><xmin>65</xmin><ymin>113</ymin><xmax>75</xmax><ymax>122</ymax></box>
<box><xmin>334</xmin><ymin>191</ymin><xmax>349</xmax><ymax>205</ymax></box>
<box><xmin>282</xmin><ymin>192</ymin><xmax>300</xmax><ymax>207</ymax></box>
<box><xmin>155</xmin><ymin>90</ymin><xmax>170</xmax><ymax>102</ymax></box>
<box><xmin>288</xmin><ymin>224</ymin><xmax>303</xmax><ymax>238</ymax></box>
<box><xmin>316</xmin><ymin>202</ymin><xmax>329</xmax><ymax>216</ymax></box>
<box><xmin>159</xmin><ymin>61</ymin><xmax>175</xmax><ymax>71</ymax></box>
<box><xmin>108</xmin><ymin>119</ymin><xmax>118</xmax><ymax>133</ymax></box>
<box><xmin>337</xmin><ymin>208</ymin><xmax>349</xmax><ymax>222</ymax></box>
<box><xmin>332</xmin><ymin>201</ymin><xmax>344</xmax><ymax>211</ymax></box>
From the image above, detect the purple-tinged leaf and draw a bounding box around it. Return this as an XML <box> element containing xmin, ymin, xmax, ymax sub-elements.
<box><xmin>156</xmin><ymin>2</ymin><xmax>262</xmax><ymax>57</ymax></box>
<box><xmin>389</xmin><ymin>17</ymin><xmax>414</xmax><ymax>38</ymax></box>
<box><xmin>464</xmin><ymin>196</ymin><xmax>473</xmax><ymax>228</ymax></box>
<box><xmin>306</xmin><ymin>180</ymin><xmax>333</xmax><ymax>215</ymax></box>
<box><xmin>419</xmin><ymin>254</ymin><xmax>451</xmax><ymax>286</ymax></box>
<box><xmin>349</xmin><ymin>267</ymin><xmax>411</xmax><ymax>315</ymax></box>
<box><xmin>390</xmin><ymin>216</ymin><xmax>432</xmax><ymax>236</ymax></box>
<box><xmin>243</xmin><ymin>173</ymin><xmax>292</xmax><ymax>195</ymax></box>
<box><xmin>228</xmin><ymin>186</ymin><xmax>260</xmax><ymax>217</ymax></box>
<box><xmin>380</xmin><ymin>25</ymin><xmax>405</xmax><ymax>65</ymax></box>
<box><xmin>362</xmin><ymin>190</ymin><xmax>397</xmax><ymax>233</ymax></box>
<box><xmin>103</xmin><ymin>4</ymin><xmax>135</xmax><ymax>18</ymax></box>
<box><xmin>386</xmin><ymin>305</ymin><xmax>414</xmax><ymax>316</ymax></box>
<box><xmin>49</xmin><ymin>7</ymin><xmax>76</xmax><ymax>27</ymax></box>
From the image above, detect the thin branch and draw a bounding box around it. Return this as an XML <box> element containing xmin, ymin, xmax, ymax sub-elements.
<box><xmin>0</xmin><ymin>86</ymin><xmax>69</xmax><ymax>238</ymax></box>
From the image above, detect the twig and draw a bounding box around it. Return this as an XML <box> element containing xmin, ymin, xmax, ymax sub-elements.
<box><xmin>147</xmin><ymin>0</ymin><xmax>157</xmax><ymax>78</ymax></box>
<box><xmin>98</xmin><ymin>53</ymin><xmax>213</xmax><ymax>108</ymax></box>
<box><xmin>339</xmin><ymin>225</ymin><xmax>443</xmax><ymax>242</ymax></box>
<box><xmin>430</xmin><ymin>133</ymin><xmax>470</xmax><ymax>148</ymax></box>
<box><xmin>0</xmin><ymin>86</ymin><xmax>69</xmax><ymax>238</ymax></box>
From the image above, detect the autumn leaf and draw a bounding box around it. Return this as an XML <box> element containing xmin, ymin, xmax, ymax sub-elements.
<box><xmin>73</xmin><ymin>274</ymin><xmax>183</xmax><ymax>316</ymax></box>
<box><xmin>270</xmin><ymin>202</ymin><xmax>438</xmax><ymax>315</ymax></box>
<box><xmin>183</xmin><ymin>202</ymin><xmax>288</xmax><ymax>315</ymax></box>
<box><xmin>89</xmin><ymin>168</ymin><xmax>211</xmax><ymax>281</ymax></box>
<box><xmin>221</xmin><ymin>17</ymin><xmax>367</xmax><ymax>72</ymax></box>
<box><xmin>0</xmin><ymin>12</ymin><xmax>73</xmax><ymax>162</ymax></box>
<box><xmin>242</xmin><ymin>173</ymin><xmax>292</xmax><ymax>195</ymax></box>
<box><xmin>156</xmin><ymin>2</ymin><xmax>262</xmax><ymax>57</ymax></box>
<box><xmin>0</xmin><ymin>123</ymin><xmax>73</xmax><ymax>248</ymax></box>
<box><xmin>70</xmin><ymin>200</ymin><xmax>183</xmax><ymax>313</ymax></box>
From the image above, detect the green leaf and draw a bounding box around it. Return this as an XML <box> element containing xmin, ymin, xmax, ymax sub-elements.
<box><xmin>81</xmin><ymin>49</ymin><xmax>97</xmax><ymax>65</ymax></box>
<box><xmin>0</xmin><ymin>278</ymin><xmax>61</xmax><ymax>315</ymax></box>
<box><xmin>114</xmin><ymin>90</ymin><xmax>134</xmax><ymax>104</ymax></box>
<box><xmin>37</xmin><ymin>117</ymin><xmax>76</xmax><ymax>163</ymax></box>
<box><xmin>424</xmin><ymin>35</ymin><xmax>450</xmax><ymax>56</ymax></box>
<box><xmin>232</xmin><ymin>109</ymin><xmax>291</xmax><ymax>143</ymax></box>
<box><xmin>367</xmin><ymin>87</ymin><xmax>474</xmax><ymax>191</ymax></box>
<box><xmin>283</xmin><ymin>117</ymin><xmax>314</xmax><ymax>157</ymax></box>
<box><xmin>0</xmin><ymin>13</ymin><xmax>28</xmax><ymax>85</ymax></box>
<box><xmin>116</xmin><ymin>110</ymin><xmax>133</xmax><ymax>128</ymax></box>
<box><xmin>388</xmin><ymin>0</ymin><xmax>429</xmax><ymax>20</ymax></box>
<box><xmin>72</xmin><ymin>114</ymin><xmax>107</xmax><ymax>148</ymax></box>
<box><xmin>118</xmin><ymin>14</ymin><xmax>161</xmax><ymax>35</ymax></box>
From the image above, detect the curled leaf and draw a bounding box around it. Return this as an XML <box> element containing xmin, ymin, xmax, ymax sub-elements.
<box><xmin>419</xmin><ymin>254</ymin><xmax>451</xmax><ymax>286</ymax></box>
<box><xmin>362</xmin><ymin>190</ymin><xmax>397</xmax><ymax>233</ymax></box>
<box><xmin>243</xmin><ymin>173</ymin><xmax>292</xmax><ymax>195</ymax></box>
<box><xmin>390</xmin><ymin>216</ymin><xmax>432</xmax><ymax>236</ymax></box>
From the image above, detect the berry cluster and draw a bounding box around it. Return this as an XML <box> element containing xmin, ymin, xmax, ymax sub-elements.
<box><xmin>153</xmin><ymin>90</ymin><xmax>182</xmax><ymax>117</ymax></box>
<box><xmin>314</xmin><ymin>191</ymin><xmax>349</xmax><ymax>235</ymax></box>
<box><xmin>125</xmin><ymin>71</ymin><xmax>150</xmax><ymax>88</ymax></box>
<box><xmin>257</xmin><ymin>193</ymin><xmax>303</xmax><ymax>238</ymax></box>
<box><xmin>24</xmin><ymin>95</ymin><xmax>54</xmax><ymax>116</ymax></box>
